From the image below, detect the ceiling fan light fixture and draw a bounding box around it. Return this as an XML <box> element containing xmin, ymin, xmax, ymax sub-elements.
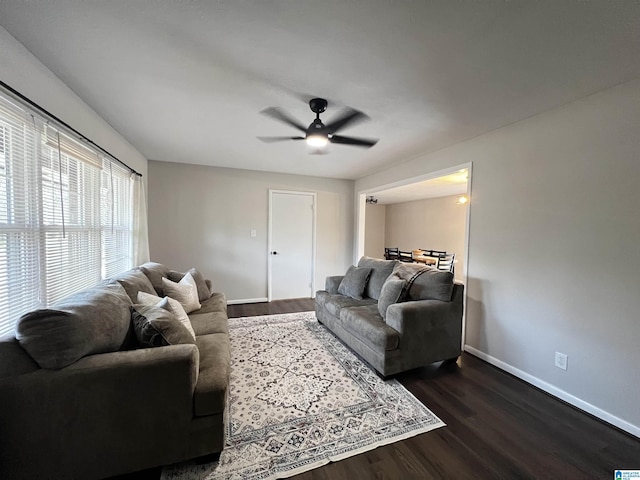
<box><xmin>306</xmin><ymin>134</ymin><xmax>328</xmax><ymax>147</ymax></box>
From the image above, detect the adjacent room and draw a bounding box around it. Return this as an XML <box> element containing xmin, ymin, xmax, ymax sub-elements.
<box><xmin>361</xmin><ymin>167</ymin><xmax>469</xmax><ymax>283</ymax></box>
<box><xmin>0</xmin><ymin>2</ymin><xmax>639</xmax><ymax>479</ymax></box>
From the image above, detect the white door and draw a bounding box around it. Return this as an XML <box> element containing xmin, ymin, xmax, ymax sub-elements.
<box><xmin>268</xmin><ymin>190</ymin><xmax>316</xmax><ymax>300</ymax></box>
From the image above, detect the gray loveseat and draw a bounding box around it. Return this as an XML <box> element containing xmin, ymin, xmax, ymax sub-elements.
<box><xmin>316</xmin><ymin>256</ymin><xmax>464</xmax><ymax>377</ymax></box>
<box><xmin>0</xmin><ymin>262</ymin><xmax>230</xmax><ymax>480</ymax></box>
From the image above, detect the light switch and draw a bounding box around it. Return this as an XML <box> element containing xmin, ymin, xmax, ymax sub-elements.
<box><xmin>250</xmin><ymin>229</ymin><xmax>257</xmax><ymax>238</ymax></box>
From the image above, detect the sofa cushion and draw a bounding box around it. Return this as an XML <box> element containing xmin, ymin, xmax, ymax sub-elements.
<box><xmin>378</xmin><ymin>277</ymin><xmax>407</xmax><ymax>320</ymax></box>
<box><xmin>131</xmin><ymin>305</ymin><xmax>196</xmax><ymax>347</ymax></box>
<box><xmin>189</xmin><ymin>312</ymin><xmax>229</xmax><ymax>336</ymax></box>
<box><xmin>340</xmin><ymin>304</ymin><xmax>399</xmax><ymax>351</ymax></box>
<box><xmin>320</xmin><ymin>292</ymin><xmax>377</xmax><ymax>318</ymax></box>
<box><xmin>162</xmin><ymin>272</ymin><xmax>201</xmax><ymax>313</ymax></box>
<box><xmin>191</xmin><ymin>292</ymin><xmax>227</xmax><ymax>315</ymax></box>
<box><xmin>139</xmin><ymin>261</ymin><xmax>170</xmax><ymax>296</ymax></box>
<box><xmin>16</xmin><ymin>282</ymin><xmax>132</xmax><ymax>369</ymax></box>
<box><xmin>357</xmin><ymin>257</ymin><xmax>397</xmax><ymax>300</ymax></box>
<box><xmin>168</xmin><ymin>267</ymin><xmax>212</xmax><ymax>302</ymax></box>
<box><xmin>113</xmin><ymin>268</ymin><xmax>156</xmax><ymax>303</ymax></box>
<box><xmin>137</xmin><ymin>292</ymin><xmax>196</xmax><ymax>341</ymax></box>
<box><xmin>194</xmin><ymin>333</ymin><xmax>231</xmax><ymax>416</ymax></box>
<box><xmin>391</xmin><ymin>263</ymin><xmax>454</xmax><ymax>302</ymax></box>
<box><xmin>338</xmin><ymin>265</ymin><xmax>372</xmax><ymax>300</ymax></box>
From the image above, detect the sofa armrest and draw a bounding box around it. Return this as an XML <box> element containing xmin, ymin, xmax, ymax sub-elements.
<box><xmin>385</xmin><ymin>296</ymin><xmax>463</xmax><ymax>360</ymax></box>
<box><xmin>386</xmin><ymin>300</ymin><xmax>457</xmax><ymax>333</ymax></box>
<box><xmin>325</xmin><ymin>275</ymin><xmax>345</xmax><ymax>294</ymax></box>
<box><xmin>0</xmin><ymin>345</ymin><xmax>199</xmax><ymax>479</ymax></box>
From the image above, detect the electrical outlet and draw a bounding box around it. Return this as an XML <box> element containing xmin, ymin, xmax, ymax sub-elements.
<box><xmin>555</xmin><ymin>352</ymin><xmax>568</xmax><ymax>370</ymax></box>
<box><xmin>250</xmin><ymin>229</ymin><xmax>257</xmax><ymax>238</ymax></box>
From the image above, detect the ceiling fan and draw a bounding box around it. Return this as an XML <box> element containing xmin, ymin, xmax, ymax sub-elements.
<box><xmin>258</xmin><ymin>98</ymin><xmax>378</xmax><ymax>150</ymax></box>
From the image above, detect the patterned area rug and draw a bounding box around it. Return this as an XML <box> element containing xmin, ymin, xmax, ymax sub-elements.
<box><xmin>161</xmin><ymin>311</ymin><xmax>445</xmax><ymax>480</ymax></box>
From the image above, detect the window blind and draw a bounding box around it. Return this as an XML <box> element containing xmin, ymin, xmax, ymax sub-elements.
<box><xmin>0</xmin><ymin>92</ymin><xmax>135</xmax><ymax>337</ymax></box>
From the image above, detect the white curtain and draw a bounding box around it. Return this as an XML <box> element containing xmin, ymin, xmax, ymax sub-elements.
<box><xmin>131</xmin><ymin>173</ymin><xmax>150</xmax><ymax>265</ymax></box>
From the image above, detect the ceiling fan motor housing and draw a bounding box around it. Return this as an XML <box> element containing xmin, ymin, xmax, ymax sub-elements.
<box><xmin>309</xmin><ymin>97</ymin><xmax>328</xmax><ymax>114</ymax></box>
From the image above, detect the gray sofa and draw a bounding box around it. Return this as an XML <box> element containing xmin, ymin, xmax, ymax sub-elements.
<box><xmin>316</xmin><ymin>257</ymin><xmax>464</xmax><ymax>377</ymax></box>
<box><xmin>0</xmin><ymin>262</ymin><xmax>230</xmax><ymax>480</ymax></box>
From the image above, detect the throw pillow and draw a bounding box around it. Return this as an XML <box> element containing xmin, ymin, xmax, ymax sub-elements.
<box><xmin>337</xmin><ymin>265</ymin><xmax>372</xmax><ymax>300</ymax></box>
<box><xmin>130</xmin><ymin>305</ymin><xmax>195</xmax><ymax>347</ymax></box>
<box><xmin>167</xmin><ymin>267</ymin><xmax>211</xmax><ymax>302</ymax></box>
<box><xmin>162</xmin><ymin>272</ymin><xmax>201</xmax><ymax>313</ymax></box>
<box><xmin>136</xmin><ymin>291</ymin><xmax>196</xmax><ymax>341</ymax></box>
<box><xmin>136</xmin><ymin>290</ymin><xmax>162</xmax><ymax>306</ymax></box>
<box><xmin>377</xmin><ymin>277</ymin><xmax>407</xmax><ymax>320</ymax></box>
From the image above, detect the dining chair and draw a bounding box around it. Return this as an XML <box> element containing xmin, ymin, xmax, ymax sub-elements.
<box><xmin>398</xmin><ymin>250</ymin><xmax>414</xmax><ymax>263</ymax></box>
<box><xmin>421</xmin><ymin>249</ymin><xmax>446</xmax><ymax>257</ymax></box>
<box><xmin>384</xmin><ymin>247</ymin><xmax>399</xmax><ymax>260</ymax></box>
<box><xmin>436</xmin><ymin>253</ymin><xmax>455</xmax><ymax>273</ymax></box>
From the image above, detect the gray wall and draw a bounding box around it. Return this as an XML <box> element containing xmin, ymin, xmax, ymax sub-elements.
<box><xmin>0</xmin><ymin>26</ymin><xmax>147</xmax><ymax>176</ymax></box>
<box><xmin>364</xmin><ymin>204</ymin><xmax>386</xmax><ymax>259</ymax></box>
<box><xmin>148</xmin><ymin>161</ymin><xmax>354</xmax><ymax>302</ymax></box>
<box><xmin>355</xmin><ymin>79</ymin><xmax>640</xmax><ymax>436</ymax></box>
<box><xmin>385</xmin><ymin>195</ymin><xmax>467</xmax><ymax>282</ymax></box>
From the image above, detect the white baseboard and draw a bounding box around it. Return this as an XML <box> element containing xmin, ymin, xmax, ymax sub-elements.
<box><xmin>464</xmin><ymin>345</ymin><xmax>640</xmax><ymax>438</ymax></box>
<box><xmin>227</xmin><ymin>297</ymin><xmax>268</xmax><ymax>305</ymax></box>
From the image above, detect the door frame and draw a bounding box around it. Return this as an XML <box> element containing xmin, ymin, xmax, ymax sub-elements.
<box><xmin>267</xmin><ymin>189</ymin><xmax>317</xmax><ymax>301</ymax></box>
<box><xmin>355</xmin><ymin>162</ymin><xmax>473</xmax><ymax>347</ymax></box>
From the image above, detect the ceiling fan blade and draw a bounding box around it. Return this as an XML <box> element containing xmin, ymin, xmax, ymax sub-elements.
<box><xmin>324</xmin><ymin>108</ymin><xmax>369</xmax><ymax>134</ymax></box>
<box><xmin>260</xmin><ymin>107</ymin><xmax>307</xmax><ymax>133</ymax></box>
<box><xmin>330</xmin><ymin>134</ymin><xmax>378</xmax><ymax>148</ymax></box>
<box><xmin>257</xmin><ymin>136</ymin><xmax>305</xmax><ymax>143</ymax></box>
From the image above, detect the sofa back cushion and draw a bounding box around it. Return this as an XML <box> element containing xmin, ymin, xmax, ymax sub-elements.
<box><xmin>139</xmin><ymin>261</ymin><xmax>170</xmax><ymax>296</ymax></box>
<box><xmin>357</xmin><ymin>257</ymin><xmax>397</xmax><ymax>300</ymax></box>
<box><xmin>392</xmin><ymin>263</ymin><xmax>454</xmax><ymax>302</ymax></box>
<box><xmin>16</xmin><ymin>281</ymin><xmax>133</xmax><ymax>369</ymax></box>
<box><xmin>113</xmin><ymin>268</ymin><xmax>156</xmax><ymax>303</ymax></box>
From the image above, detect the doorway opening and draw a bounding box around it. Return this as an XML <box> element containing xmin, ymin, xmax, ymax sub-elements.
<box><xmin>356</xmin><ymin>163</ymin><xmax>472</xmax><ymax>343</ymax></box>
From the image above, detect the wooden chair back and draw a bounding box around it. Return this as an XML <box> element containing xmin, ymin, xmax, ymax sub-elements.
<box><xmin>384</xmin><ymin>247</ymin><xmax>399</xmax><ymax>260</ymax></box>
<box><xmin>436</xmin><ymin>253</ymin><xmax>455</xmax><ymax>273</ymax></box>
<box><xmin>398</xmin><ymin>250</ymin><xmax>414</xmax><ymax>263</ymax></box>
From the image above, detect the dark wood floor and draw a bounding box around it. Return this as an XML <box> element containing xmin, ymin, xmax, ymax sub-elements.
<box><xmin>226</xmin><ymin>297</ymin><xmax>316</xmax><ymax>317</ymax></box>
<box><xmin>114</xmin><ymin>299</ymin><xmax>640</xmax><ymax>479</ymax></box>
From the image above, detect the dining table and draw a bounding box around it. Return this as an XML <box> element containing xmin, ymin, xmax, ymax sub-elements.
<box><xmin>412</xmin><ymin>254</ymin><xmax>438</xmax><ymax>266</ymax></box>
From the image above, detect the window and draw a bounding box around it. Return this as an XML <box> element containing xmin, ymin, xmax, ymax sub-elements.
<box><xmin>0</xmin><ymin>92</ymin><xmax>135</xmax><ymax>337</ymax></box>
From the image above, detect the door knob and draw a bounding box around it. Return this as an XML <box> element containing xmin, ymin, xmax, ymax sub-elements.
<box><xmin>272</xmin><ymin>251</ymin><xmax>278</xmax><ymax>255</ymax></box>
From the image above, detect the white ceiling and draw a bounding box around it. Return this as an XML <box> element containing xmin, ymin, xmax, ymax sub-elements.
<box><xmin>1</xmin><ymin>1</ymin><xmax>639</xmax><ymax>180</ymax></box>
